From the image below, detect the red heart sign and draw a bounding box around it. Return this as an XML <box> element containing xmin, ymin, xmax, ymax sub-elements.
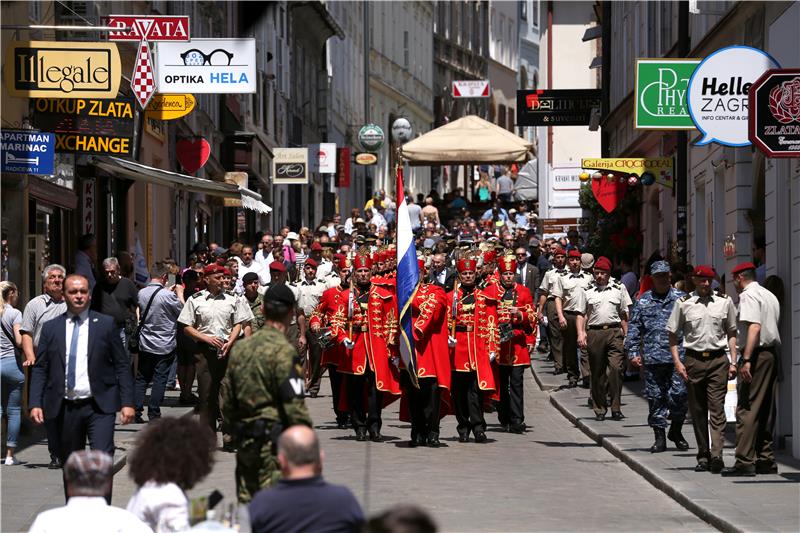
<box><xmin>176</xmin><ymin>138</ymin><xmax>211</xmax><ymax>174</ymax></box>
<box><xmin>591</xmin><ymin>174</ymin><xmax>627</xmax><ymax>213</ymax></box>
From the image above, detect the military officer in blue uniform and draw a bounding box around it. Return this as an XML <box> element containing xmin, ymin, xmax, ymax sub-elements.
<box><xmin>625</xmin><ymin>261</ymin><xmax>689</xmax><ymax>453</ymax></box>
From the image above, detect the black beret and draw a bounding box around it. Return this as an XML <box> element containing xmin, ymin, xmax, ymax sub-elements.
<box><xmin>242</xmin><ymin>272</ymin><xmax>260</xmax><ymax>285</ymax></box>
<box><xmin>265</xmin><ymin>283</ymin><xmax>296</xmax><ymax>307</ymax></box>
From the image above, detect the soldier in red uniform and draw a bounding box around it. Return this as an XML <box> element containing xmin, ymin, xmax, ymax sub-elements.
<box><xmin>309</xmin><ymin>256</ymin><xmax>352</xmax><ymax>428</ymax></box>
<box><xmin>339</xmin><ymin>252</ymin><xmax>401</xmax><ymax>441</ymax></box>
<box><xmin>447</xmin><ymin>257</ymin><xmax>499</xmax><ymax>443</ymax></box>
<box><xmin>402</xmin><ymin>260</ymin><xmax>451</xmax><ymax>448</ymax></box>
<box><xmin>496</xmin><ymin>255</ymin><xmax>537</xmax><ymax>433</ymax></box>
<box><xmin>479</xmin><ymin>250</ymin><xmax>500</xmax><ymax>289</ymax></box>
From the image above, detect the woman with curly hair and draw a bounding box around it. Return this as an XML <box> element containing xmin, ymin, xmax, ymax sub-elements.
<box><xmin>126</xmin><ymin>417</ymin><xmax>216</xmax><ymax>532</ymax></box>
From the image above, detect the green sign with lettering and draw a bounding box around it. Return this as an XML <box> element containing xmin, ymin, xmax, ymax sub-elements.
<box><xmin>635</xmin><ymin>59</ymin><xmax>701</xmax><ymax>129</ymax></box>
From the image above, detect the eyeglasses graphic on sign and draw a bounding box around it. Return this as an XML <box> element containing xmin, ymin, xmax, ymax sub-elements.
<box><xmin>180</xmin><ymin>48</ymin><xmax>234</xmax><ymax>66</ymax></box>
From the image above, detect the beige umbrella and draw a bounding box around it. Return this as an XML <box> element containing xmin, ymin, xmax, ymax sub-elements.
<box><xmin>400</xmin><ymin>115</ymin><xmax>534</xmax><ymax>166</ymax></box>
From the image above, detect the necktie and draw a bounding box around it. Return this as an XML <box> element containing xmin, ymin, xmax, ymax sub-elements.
<box><xmin>67</xmin><ymin>315</ymin><xmax>80</xmax><ymax>391</ymax></box>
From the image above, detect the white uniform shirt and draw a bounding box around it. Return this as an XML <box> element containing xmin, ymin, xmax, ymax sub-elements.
<box><xmin>177</xmin><ymin>290</ymin><xmax>254</xmax><ymax>337</ymax></box>
<box><xmin>65</xmin><ymin>310</ymin><xmax>91</xmax><ymax>400</ymax></box>
<box><xmin>29</xmin><ymin>497</ymin><xmax>153</xmax><ymax>533</ymax></box>
<box><xmin>539</xmin><ymin>267</ymin><xmax>566</xmax><ymax>300</ymax></box>
<box><xmin>666</xmin><ymin>291</ymin><xmax>738</xmax><ymax>352</ymax></box>
<box><xmin>574</xmin><ymin>281</ymin><xmax>632</xmax><ymax>326</ymax></box>
<box><xmin>552</xmin><ymin>270</ymin><xmax>593</xmax><ymax>311</ymax></box>
<box><xmin>737</xmin><ymin>281</ymin><xmax>781</xmax><ymax>349</ymax></box>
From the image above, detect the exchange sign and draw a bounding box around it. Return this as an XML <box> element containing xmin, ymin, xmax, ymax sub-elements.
<box><xmin>0</xmin><ymin>130</ymin><xmax>55</xmax><ymax>175</ymax></box>
<box><xmin>635</xmin><ymin>59</ymin><xmax>701</xmax><ymax>129</ymax></box>
<box><xmin>3</xmin><ymin>41</ymin><xmax>121</xmax><ymax>99</ymax></box>
<box><xmin>749</xmin><ymin>69</ymin><xmax>800</xmax><ymax>158</ymax></box>
<box><xmin>156</xmin><ymin>39</ymin><xmax>257</xmax><ymax>93</ymax></box>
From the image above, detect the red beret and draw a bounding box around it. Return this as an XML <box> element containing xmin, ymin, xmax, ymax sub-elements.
<box><xmin>221</xmin><ymin>267</ymin><xmax>232</xmax><ymax>276</ymax></box>
<box><xmin>552</xmin><ymin>247</ymin><xmax>566</xmax><ymax>257</ymax></box>
<box><xmin>731</xmin><ymin>261</ymin><xmax>756</xmax><ymax>276</ymax></box>
<box><xmin>497</xmin><ymin>256</ymin><xmax>517</xmax><ymax>273</ymax></box>
<box><xmin>304</xmin><ymin>258</ymin><xmax>318</xmax><ymax>268</ymax></box>
<box><xmin>483</xmin><ymin>250</ymin><xmax>497</xmax><ymax>263</ymax></box>
<box><xmin>417</xmin><ymin>259</ymin><xmax>425</xmax><ymax>271</ymax></box>
<box><xmin>203</xmin><ymin>264</ymin><xmax>225</xmax><ymax>276</ymax></box>
<box><xmin>692</xmin><ymin>265</ymin><xmax>716</xmax><ymax>278</ymax></box>
<box><xmin>311</xmin><ymin>242</ymin><xmax>323</xmax><ymax>251</ymax></box>
<box><xmin>594</xmin><ymin>256</ymin><xmax>612</xmax><ymax>272</ymax></box>
<box><xmin>353</xmin><ymin>254</ymin><xmax>372</xmax><ymax>270</ymax></box>
<box><xmin>457</xmin><ymin>258</ymin><xmax>477</xmax><ymax>272</ymax></box>
<box><xmin>269</xmin><ymin>261</ymin><xmax>287</xmax><ymax>272</ymax></box>
<box><xmin>567</xmin><ymin>249</ymin><xmax>582</xmax><ymax>258</ymax></box>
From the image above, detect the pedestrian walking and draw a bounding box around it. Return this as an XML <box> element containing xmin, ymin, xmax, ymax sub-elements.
<box><xmin>552</xmin><ymin>249</ymin><xmax>593</xmax><ymax>387</ymax></box>
<box><xmin>91</xmin><ymin>257</ymin><xmax>139</xmax><ymax>351</ymax></box>
<box><xmin>722</xmin><ymin>262</ymin><xmax>781</xmax><ymax>477</ymax></box>
<box><xmin>537</xmin><ymin>247</ymin><xmax>566</xmax><ymax>373</ymax></box>
<box><xmin>241</xmin><ymin>272</ymin><xmax>265</xmax><ymax>335</ymax></box>
<box><xmin>0</xmin><ymin>281</ymin><xmax>25</xmax><ymax>465</ymax></box>
<box><xmin>291</xmin><ymin>259</ymin><xmax>328</xmax><ymax>396</ymax></box>
<box><xmin>667</xmin><ymin>265</ymin><xmax>738</xmax><ymax>473</ymax></box>
<box><xmin>625</xmin><ymin>261</ymin><xmax>689</xmax><ymax>452</ymax></box>
<box><xmin>221</xmin><ymin>284</ymin><xmax>312</xmax><ymax>503</ymax></box>
<box><xmin>133</xmin><ymin>263</ymin><xmax>185</xmax><ymax>424</ymax></box>
<box><xmin>20</xmin><ymin>264</ymin><xmax>68</xmax><ymax>469</ymax></box>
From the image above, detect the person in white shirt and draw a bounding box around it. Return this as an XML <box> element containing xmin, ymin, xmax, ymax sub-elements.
<box><xmin>344</xmin><ymin>208</ymin><xmax>360</xmax><ymax>235</ymax></box>
<box><xmin>369</xmin><ymin>207</ymin><xmax>387</xmax><ymax>232</ymax></box>
<box><xmin>238</xmin><ymin>245</ymin><xmax>270</xmax><ymax>286</ymax></box>
<box><xmin>29</xmin><ymin>450</ymin><xmax>152</xmax><ymax>533</ymax></box>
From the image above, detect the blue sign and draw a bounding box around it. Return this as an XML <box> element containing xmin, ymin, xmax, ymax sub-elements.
<box><xmin>1</xmin><ymin>130</ymin><xmax>55</xmax><ymax>175</ymax></box>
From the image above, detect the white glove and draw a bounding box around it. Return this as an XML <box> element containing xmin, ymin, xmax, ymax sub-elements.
<box><xmin>448</xmin><ymin>336</ymin><xmax>457</xmax><ymax>348</ymax></box>
<box><xmin>540</xmin><ymin>316</ymin><xmax>548</xmax><ymax>327</ymax></box>
<box><xmin>390</xmin><ymin>356</ymin><xmax>400</xmax><ymax>368</ymax></box>
<box><xmin>343</xmin><ymin>338</ymin><xmax>355</xmax><ymax>350</ymax></box>
<box><xmin>489</xmin><ymin>352</ymin><xmax>497</xmax><ymax>363</ymax></box>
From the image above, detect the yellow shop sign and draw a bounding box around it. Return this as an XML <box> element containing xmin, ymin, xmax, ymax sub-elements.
<box><xmin>145</xmin><ymin>94</ymin><xmax>196</xmax><ymax>120</ymax></box>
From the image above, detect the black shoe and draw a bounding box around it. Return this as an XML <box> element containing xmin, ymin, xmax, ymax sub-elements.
<box><xmin>595</xmin><ymin>413</ymin><xmax>606</xmax><ymax>421</ymax></box>
<box><xmin>355</xmin><ymin>430</ymin><xmax>367</xmax><ymax>442</ymax></box>
<box><xmin>709</xmin><ymin>457</ymin><xmax>725</xmax><ymax>473</ymax></box>
<box><xmin>694</xmin><ymin>462</ymin><xmax>710</xmax><ymax>472</ymax></box>
<box><xmin>580</xmin><ymin>378</ymin><xmax>590</xmax><ymax>389</ymax></box>
<box><xmin>721</xmin><ymin>465</ymin><xmax>756</xmax><ymax>477</ymax></box>
<box><xmin>427</xmin><ymin>436</ymin><xmax>442</xmax><ymax>448</ymax></box>
<box><xmin>650</xmin><ymin>427</ymin><xmax>667</xmax><ymax>453</ymax></box>
<box><xmin>509</xmin><ymin>423</ymin><xmax>526</xmax><ymax>434</ymax></box>
<box><xmin>611</xmin><ymin>411</ymin><xmax>625</xmax><ymax>421</ymax></box>
<box><xmin>755</xmin><ymin>461</ymin><xmax>778</xmax><ymax>475</ymax></box>
<box><xmin>134</xmin><ymin>415</ymin><xmax>146</xmax><ymax>424</ymax></box>
<box><xmin>222</xmin><ymin>443</ymin><xmax>236</xmax><ymax>453</ymax></box>
<box><xmin>178</xmin><ymin>394</ymin><xmax>199</xmax><ymax>406</ymax></box>
<box><xmin>667</xmin><ymin>421</ymin><xmax>690</xmax><ymax>451</ymax></box>
<box><xmin>48</xmin><ymin>456</ymin><xmax>62</xmax><ymax>469</ymax></box>
<box><xmin>458</xmin><ymin>433</ymin><xmax>470</xmax><ymax>443</ymax></box>
<box><xmin>473</xmin><ymin>432</ymin><xmax>487</xmax><ymax>443</ymax></box>
<box><xmin>370</xmin><ymin>432</ymin><xmax>383</xmax><ymax>443</ymax></box>
<box><xmin>587</xmin><ymin>397</ymin><xmax>594</xmax><ymax>408</ymax></box>
<box><xmin>568</xmin><ymin>379</ymin><xmax>579</xmax><ymax>388</ymax></box>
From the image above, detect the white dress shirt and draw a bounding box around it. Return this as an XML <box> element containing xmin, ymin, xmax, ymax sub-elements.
<box><xmin>518</xmin><ymin>265</ymin><xmax>527</xmax><ymax>286</ymax></box>
<box><xmin>65</xmin><ymin>310</ymin><xmax>91</xmax><ymax>400</ymax></box>
<box><xmin>29</xmin><ymin>496</ymin><xmax>153</xmax><ymax>533</ymax></box>
<box><xmin>239</xmin><ymin>260</ymin><xmax>270</xmax><ymax>286</ymax></box>
<box><xmin>127</xmin><ymin>481</ymin><xmax>190</xmax><ymax>533</ymax></box>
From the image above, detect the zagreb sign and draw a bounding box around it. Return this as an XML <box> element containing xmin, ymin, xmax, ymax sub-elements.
<box><xmin>749</xmin><ymin>69</ymin><xmax>800</xmax><ymax>158</ymax></box>
<box><xmin>156</xmin><ymin>38</ymin><xmax>257</xmax><ymax>93</ymax></box>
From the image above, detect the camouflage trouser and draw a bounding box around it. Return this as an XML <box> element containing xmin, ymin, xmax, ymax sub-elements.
<box><xmin>644</xmin><ymin>363</ymin><xmax>688</xmax><ymax>428</ymax></box>
<box><xmin>235</xmin><ymin>441</ymin><xmax>279</xmax><ymax>503</ymax></box>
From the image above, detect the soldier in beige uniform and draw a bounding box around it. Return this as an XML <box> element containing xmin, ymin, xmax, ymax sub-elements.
<box><xmin>537</xmin><ymin>247</ymin><xmax>567</xmax><ymax>373</ymax></box>
<box><xmin>291</xmin><ymin>258</ymin><xmax>333</xmax><ymax>397</ymax></box>
<box><xmin>178</xmin><ymin>264</ymin><xmax>254</xmax><ymax>435</ymax></box>
<box><xmin>575</xmin><ymin>257</ymin><xmax>632</xmax><ymax>420</ymax></box>
<box><xmin>553</xmin><ymin>249</ymin><xmax>593</xmax><ymax>387</ymax></box>
<box><xmin>667</xmin><ymin>265</ymin><xmax>738</xmax><ymax>473</ymax></box>
<box><xmin>722</xmin><ymin>262</ymin><xmax>781</xmax><ymax>477</ymax></box>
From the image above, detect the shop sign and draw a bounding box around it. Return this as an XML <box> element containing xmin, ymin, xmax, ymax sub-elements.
<box><xmin>581</xmin><ymin>157</ymin><xmax>674</xmax><ymax>189</ymax></box>
<box><xmin>336</xmin><ymin>147</ymin><xmax>351</xmax><ymax>188</ymax></box>
<box><xmin>688</xmin><ymin>45</ymin><xmax>779</xmax><ymax>146</ymax></box>
<box><xmin>541</xmin><ymin>217</ymin><xmax>583</xmax><ymax>236</ymax></box>
<box><xmin>3</xmin><ymin>40</ymin><xmax>122</xmax><ymax>99</ymax></box>
<box><xmin>453</xmin><ymin>80</ymin><xmax>490</xmax><ymax>98</ymax></box>
<box><xmin>273</xmin><ymin>148</ymin><xmax>308</xmax><ymax>185</ymax></box>
<box><xmin>310</xmin><ymin>143</ymin><xmax>336</xmax><ymax>174</ymax></box>
<box><xmin>516</xmin><ymin>89</ymin><xmax>601</xmax><ymax>126</ymax></box>
<box><xmin>82</xmin><ymin>178</ymin><xmax>95</xmax><ymax>235</ymax></box>
<box><xmin>635</xmin><ymin>59</ymin><xmax>701</xmax><ymax>129</ymax></box>
<box><xmin>145</xmin><ymin>94</ymin><xmax>196</xmax><ymax>120</ymax></box>
<box><xmin>0</xmin><ymin>130</ymin><xmax>55</xmax><ymax>175</ymax></box>
<box><xmin>358</xmin><ymin>124</ymin><xmax>385</xmax><ymax>151</ymax></box>
<box><xmin>32</xmin><ymin>96</ymin><xmax>134</xmax><ymax>155</ymax></box>
<box><xmin>354</xmin><ymin>152</ymin><xmax>378</xmax><ymax>165</ymax></box>
<box><xmin>176</xmin><ymin>137</ymin><xmax>211</xmax><ymax>174</ymax></box>
<box><xmin>748</xmin><ymin>69</ymin><xmax>800</xmax><ymax>158</ymax></box>
<box><xmin>156</xmin><ymin>39</ymin><xmax>257</xmax><ymax>93</ymax></box>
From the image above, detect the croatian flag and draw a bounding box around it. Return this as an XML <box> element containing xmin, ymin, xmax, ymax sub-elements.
<box><xmin>395</xmin><ymin>165</ymin><xmax>419</xmax><ymax>385</ymax></box>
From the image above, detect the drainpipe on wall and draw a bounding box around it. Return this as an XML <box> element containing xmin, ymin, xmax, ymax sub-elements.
<box><xmin>676</xmin><ymin>0</ymin><xmax>690</xmax><ymax>266</ymax></box>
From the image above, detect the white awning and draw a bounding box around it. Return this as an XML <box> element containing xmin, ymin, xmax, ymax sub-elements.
<box><xmin>93</xmin><ymin>156</ymin><xmax>271</xmax><ymax>214</ymax></box>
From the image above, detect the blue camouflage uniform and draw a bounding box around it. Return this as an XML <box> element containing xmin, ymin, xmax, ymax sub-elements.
<box><xmin>625</xmin><ymin>286</ymin><xmax>688</xmax><ymax>428</ymax></box>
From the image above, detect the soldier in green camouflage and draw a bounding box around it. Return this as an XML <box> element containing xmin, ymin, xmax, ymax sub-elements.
<box><xmin>241</xmin><ymin>272</ymin><xmax>265</xmax><ymax>334</ymax></box>
<box><xmin>221</xmin><ymin>283</ymin><xmax>312</xmax><ymax>503</ymax></box>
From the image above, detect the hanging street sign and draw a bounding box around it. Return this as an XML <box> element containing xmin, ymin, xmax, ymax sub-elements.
<box><xmin>273</xmin><ymin>148</ymin><xmax>309</xmax><ymax>185</ymax></box>
<box><xmin>3</xmin><ymin>41</ymin><xmax>122</xmax><ymax>99</ymax></box>
<box><xmin>581</xmin><ymin>157</ymin><xmax>674</xmax><ymax>189</ymax></box>
<box><xmin>32</xmin><ymin>96</ymin><xmax>134</xmax><ymax>155</ymax></box>
<box><xmin>354</xmin><ymin>152</ymin><xmax>379</xmax><ymax>165</ymax></box>
<box><xmin>156</xmin><ymin>38</ymin><xmax>257</xmax><ymax>94</ymax></box>
<box><xmin>749</xmin><ymin>69</ymin><xmax>800</xmax><ymax>158</ymax></box>
<box><xmin>453</xmin><ymin>80</ymin><xmax>491</xmax><ymax>98</ymax></box>
<box><xmin>516</xmin><ymin>89</ymin><xmax>602</xmax><ymax>126</ymax></box>
<box><xmin>635</xmin><ymin>58</ymin><xmax>701</xmax><ymax>129</ymax></box>
<box><xmin>106</xmin><ymin>15</ymin><xmax>192</xmax><ymax>110</ymax></box>
<box><xmin>145</xmin><ymin>94</ymin><xmax>196</xmax><ymax>120</ymax></box>
<box><xmin>1</xmin><ymin>130</ymin><xmax>55</xmax><ymax>175</ymax></box>
<box><xmin>336</xmin><ymin>147</ymin><xmax>351</xmax><ymax>188</ymax></box>
<box><xmin>358</xmin><ymin>124</ymin><xmax>385</xmax><ymax>151</ymax></box>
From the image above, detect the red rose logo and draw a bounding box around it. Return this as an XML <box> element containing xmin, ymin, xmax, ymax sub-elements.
<box><xmin>768</xmin><ymin>76</ymin><xmax>800</xmax><ymax>124</ymax></box>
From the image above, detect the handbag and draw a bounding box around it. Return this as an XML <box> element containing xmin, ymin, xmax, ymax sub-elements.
<box><xmin>130</xmin><ymin>287</ymin><xmax>162</xmax><ymax>353</ymax></box>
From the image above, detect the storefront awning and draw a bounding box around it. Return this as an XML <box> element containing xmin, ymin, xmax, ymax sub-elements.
<box><xmin>93</xmin><ymin>156</ymin><xmax>272</xmax><ymax>214</ymax></box>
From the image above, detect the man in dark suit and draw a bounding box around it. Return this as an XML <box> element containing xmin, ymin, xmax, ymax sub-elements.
<box><xmin>515</xmin><ymin>247</ymin><xmax>540</xmax><ymax>301</ymax></box>
<box><xmin>29</xmin><ymin>274</ymin><xmax>134</xmax><ymax>500</ymax></box>
<box><xmin>428</xmin><ymin>253</ymin><xmax>456</xmax><ymax>292</ymax></box>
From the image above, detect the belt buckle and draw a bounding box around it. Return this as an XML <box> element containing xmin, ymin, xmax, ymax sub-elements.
<box><xmin>602</xmin><ymin>325</ymin><xmax>609</xmax><ymax>330</ymax></box>
<box><xmin>702</xmin><ymin>351</ymin><xmax>709</xmax><ymax>358</ymax></box>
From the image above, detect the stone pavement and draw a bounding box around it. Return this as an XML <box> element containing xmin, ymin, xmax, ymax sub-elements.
<box><xmin>113</xmin><ymin>371</ymin><xmax>711</xmax><ymax>532</ymax></box>
<box><xmin>531</xmin><ymin>350</ymin><xmax>800</xmax><ymax>533</ymax></box>
<box><xmin>0</xmin><ymin>390</ymin><xmax>193</xmax><ymax>533</ymax></box>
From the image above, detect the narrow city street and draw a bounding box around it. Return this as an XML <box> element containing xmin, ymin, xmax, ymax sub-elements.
<box><xmin>106</xmin><ymin>374</ymin><xmax>713</xmax><ymax>533</ymax></box>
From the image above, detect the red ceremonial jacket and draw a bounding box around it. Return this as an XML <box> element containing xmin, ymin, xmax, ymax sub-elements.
<box><xmin>309</xmin><ymin>286</ymin><xmax>349</xmax><ymax>367</ymax></box>
<box><xmin>496</xmin><ymin>282</ymin><xmax>536</xmax><ymax>366</ymax></box>
<box><xmin>445</xmin><ymin>284</ymin><xmax>498</xmax><ymax>392</ymax></box>
<box><xmin>410</xmin><ymin>283</ymin><xmax>451</xmax><ymax>390</ymax></box>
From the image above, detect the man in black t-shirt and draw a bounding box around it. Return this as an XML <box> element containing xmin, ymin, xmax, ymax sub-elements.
<box><xmin>91</xmin><ymin>257</ymin><xmax>139</xmax><ymax>349</ymax></box>
<box><xmin>249</xmin><ymin>426</ymin><xmax>363</xmax><ymax>533</ymax></box>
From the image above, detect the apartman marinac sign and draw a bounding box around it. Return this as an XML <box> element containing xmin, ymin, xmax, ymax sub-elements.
<box><xmin>635</xmin><ymin>59</ymin><xmax>701</xmax><ymax>129</ymax></box>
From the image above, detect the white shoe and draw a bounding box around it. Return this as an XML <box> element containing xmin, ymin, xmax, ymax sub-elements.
<box><xmin>4</xmin><ymin>456</ymin><xmax>20</xmax><ymax>465</ymax></box>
